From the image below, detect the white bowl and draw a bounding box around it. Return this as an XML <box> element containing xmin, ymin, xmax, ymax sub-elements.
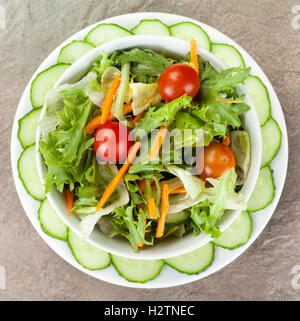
<box><xmin>36</xmin><ymin>35</ymin><xmax>261</xmax><ymax>260</ymax></box>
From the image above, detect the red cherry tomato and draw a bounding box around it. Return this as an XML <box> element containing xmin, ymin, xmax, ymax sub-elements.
<box><xmin>93</xmin><ymin>121</ymin><xmax>133</xmax><ymax>163</ymax></box>
<box><xmin>158</xmin><ymin>63</ymin><xmax>200</xmax><ymax>102</ymax></box>
<box><xmin>196</xmin><ymin>142</ymin><xmax>236</xmax><ymax>180</ymax></box>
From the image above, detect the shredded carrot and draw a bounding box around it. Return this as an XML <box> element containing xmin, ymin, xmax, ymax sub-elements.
<box><xmin>95</xmin><ymin>141</ymin><xmax>141</xmax><ymax>212</ymax></box>
<box><xmin>148</xmin><ymin>126</ymin><xmax>168</xmax><ymax>160</ymax></box>
<box><xmin>123</xmin><ymin>102</ymin><xmax>133</xmax><ymax>115</ymax></box>
<box><xmin>169</xmin><ymin>186</ymin><xmax>187</xmax><ymax>195</ymax></box>
<box><xmin>85</xmin><ymin>115</ymin><xmax>102</xmax><ymax>133</ymax></box>
<box><xmin>65</xmin><ymin>187</ymin><xmax>74</xmax><ymax>216</ymax></box>
<box><xmin>222</xmin><ymin>133</ymin><xmax>231</xmax><ymax>146</ymax></box>
<box><xmin>147</xmin><ymin>198</ymin><xmax>158</xmax><ymax>219</ymax></box>
<box><xmin>131</xmin><ymin>111</ymin><xmax>145</xmax><ymax>128</ymax></box>
<box><xmin>138</xmin><ymin>180</ymin><xmax>146</xmax><ymax>193</ymax></box>
<box><xmin>190</xmin><ymin>38</ymin><xmax>199</xmax><ymax>73</ymax></box>
<box><xmin>100</xmin><ymin>75</ymin><xmax>121</xmax><ymax>125</ymax></box>
<box><xmin>156</xmin><ymin>184</ymin><xmax>169</xmax><ymax>238</ymax></box>
<box><xmin>215</xmin><ymin>97</ymin><xmax>246</xmax><ymax>104</ymax></box>
<box><xmin>85</xmin><ymin>102</ymin><xmax>132</xmax><ymax>133</ymax></box>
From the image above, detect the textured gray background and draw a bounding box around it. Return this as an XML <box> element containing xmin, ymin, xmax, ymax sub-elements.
<box><xmin>0</xmin><ymin>0</ymin><xmax>299</xmax><ymax>301</ymax></box>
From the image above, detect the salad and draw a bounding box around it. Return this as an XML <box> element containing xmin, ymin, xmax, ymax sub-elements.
<box><xmin>39</xmin><ymin>40</ymin><xmax>251</xmax><ymax>253</ymax></box>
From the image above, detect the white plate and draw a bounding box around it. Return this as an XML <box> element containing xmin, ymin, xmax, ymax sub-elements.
<box><xmin>10</xmin><ymin>12</ymin><xmax>288</xmax><ymax>288</ymax></box>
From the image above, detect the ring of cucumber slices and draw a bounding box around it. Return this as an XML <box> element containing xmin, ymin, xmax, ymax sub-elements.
<box><xmin>247</xmin><ymin>166</ymin><xmax>275</xmax><ymax>212</ymax></box>
<box><xmin>212</xmin><ymin>211</ymin><xmax>252</xmax><ymax>249</ymax></box>
<box><xmin>18</xmin><ymin>144</ymin><xmax>45</xmax><ymax>201</ymax></box>
<box><xmin>30</xmin><ymin>63</ymin><xmax>70</xmax><ymax>109</ymax></box>
<box><xmin>164</xmin><ymin>243</ymin><xmax>214</xmax><ymax>275</ymax></box>
<box><xmin>131</xmin><ymin>19</ymin><xmax>170</xmax><ymax>36</ymax></box>
<box><xmin>18</xmin><ymin>107</ymin><xmax>42</xmax><ymax>148</ymax></box>
<box><xmin>68</xmin><ymin>229</ymin><xmax>111</xmax><ymax>270</ymax></box>
<box><xmin>57</xmin><ymin>40</ymin><xmax>95</xmax><ymax>64</ymax></box>
<box><xmin>211</xmin><ymin>43</ymin><xmax>245</xmax><ymax>68</ymax></box>
<box><xmin>85</xmin><ymin>23</ymin><xmax>132</xmax><ymax>46</ymax></box>
<box><xmin>38</xmin><ymin>198</ymin><xmax>68</xmax><ymax>240</ymax></box>
<box><xmin>15</xmin><ymin>16</ymin><xmax>284</xmax><ymax>285</ymax></box>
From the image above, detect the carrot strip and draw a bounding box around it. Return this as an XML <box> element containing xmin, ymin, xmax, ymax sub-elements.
<box><xmin>215</xmin><ymin>97</ymin><xmax>246</xmax><ymax>104</ymax></box>
<box><xmin>85</xmin><ymin>115</ymin><xmax>101</xmax><ymax>133</ymax></box>
<box><xmin>100</xmin><ymin>75</ymin><xmax>121</xmax><ymax>125</ymax></box>
<box><xmin>190</xmin><ymin>38</ymin><xmax>199</xmax><ymax>73</ymax></box>
<box><xmin>95</xmin><ymin>141</ymin><xmax>141</xmax><ymax>212</ymax></box>
<box><xmin>222</xmin><ymin>133</ymin><xmax>231</xmax><ymax>146</ymax></box>
<box><xmin>131</xmin><ymin>111</ymin><xmax>145</xmax><ymax>128</ymax></box>
<box><xmin>156</xmin><ymin>184</ymin><xmax>169</xmax><ymax>238</ymax></box>
<box><xmin>148</xmin><ymin>126</ymin><xmax>168</xmax><ymax>160</ymax></box>
<box><xmin>169</xmin><ymin>186</ymin><xmax>187</xmax><ymax>195</ymax></box>
<box><xmin>85</xmin><ymin>102</ymin><xmax>132</xmax><ymax>133</ymax></box>
<box><xmin>65</xmin><ymin>187</ymin><xmax>74</xmax><ymax>216</ymax></box>
<box><xmin>123</xmin><ymin>103</ymin><xmax>133</xmax><ymax>115</ymax></box>
<box><xmin>138</xmin><ymin>180</ymin><xmax>146</xmax><ymax>193</ymax></box>
<box><xmin>147</xmin><ymin>198</ymin><xmax>158</xmax><ymax>219</ymax></box>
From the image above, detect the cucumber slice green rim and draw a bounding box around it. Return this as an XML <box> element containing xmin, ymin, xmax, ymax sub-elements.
<box><xmin>18</xmin><ymin>107</ymin><xmax>42</xmax><ymax>148</ymax></box>
<box><xmin>261</xmin><ymin>117</ymin><xmax>282</xmax><ymax>168</ymax></box>
<box><xmin>170</xmin><ymin>21</ymin><xmax>211</xmax><ymax>51</ymax></box>
<box><xmin>164</xmin><ymin>243</ymin><xmax>214</xmax><ymax>275</ymax></box>
<box><xmin>131</xmin><ymin>19</ymin><xmax>170</xmax><ymax>36</ymax></box>
<box><xmin>85</xmin><ymin>23</ymin><xmax>132</xmax><ymax>47</ymax></box>
<box><xmin>110</xmin><ymin>254</ymin><xmax>164</xmax><ymax>283</ymax></box>
<box><xmin>244</xmin><ymin>75</ymin><xmax>271</xmax><ymax>126</ymax></box>
<box><xmin>247</xmin><ymin>166</ymin><xmax>275</xmax><ymax>212</ymax></box>
<box><xmin>211</xmin><ymin>43</ymin><xmax>245</xmax><ymax>68</ymax></box>
<box><xmin>57</xmin><ymin>40</ymin><xmax>95</xmax><ymax>64</ymax></box>
<box><xmin>30</xmin><ymin>63</ymin><xmax>70</xmax><ymax>109</ymax></box>
<box><xmin>67</xmin><ymin>228</ymin><xmax>111</xmax><ymax>271</ymax></box>
<box><xmin>38</xmin><ymin>198</ymin><xmax>68</xmax><ymax>241</ymax></box>
<box><xmin>165</xmin><ymin>211</ymin><xmax>190</xmax><ymax>227</ymax></box>
<box><xmin>213</xmin><ymin>211</ymin><xmax>252</xmax><ymax>250</ymax></box>
<box><xmin>18</xmin><ymin>144</ymin><xmax>46</xmax><ymax>201</ymax></box>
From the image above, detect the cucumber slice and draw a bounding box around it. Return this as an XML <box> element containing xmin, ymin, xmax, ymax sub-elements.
<box><xmin>111</xmin><ymin>255</ymin><xmax>164</xmax><ymax>283</ymax></box>
<box><xmin>170</xmin><ymin>22</ymin><xmax>211</xmax><ymax>51</ymax></box>
<box><xmin>261</xmin><ymin>117</ymin><xmax>282</xmax><ymax>168</ymax></box>
<box><xmin>85</xmin><ymin>23</ymin><xmax>132</xmax><ymax>46</ymax></box>
<box><xmin>18</xmin><ymin>144</ymin><xmax>46</xmax><ymax>201</ymax></box>
<box><xmin>38</xmin><ymin>198</ymin><xmax>67</xmax><ymax>240</ymax></box>
<box><xmin>30</xmin><ymin>64</ymin><xmax>70</xmax><ymax>108</ymax></box>
<box><xmin>166</xmin><ymin>211</ymin><xmax>190</xmax><ymax>227</ymax></box>
<box><xmin>164</xmin><ymin>243</ymin><xmax>214</xmax><ymax>274</ymax></box>
<box><xmin>211</xmin><ymin>43</ymin><xmax>245</xmax><ymax>68</ymax></box>
<box><xmin>68</xmin><ymin>229</ymin><xmax>111</xmax><ymax>270</ymax></box>
<box><xmin>247</xmin><ymin>166</ymin><xmax>275</xmax><ymax>212</ymax></box>
<box><xmin>244</xmin><ymin>75</ymin><xmax>271</xmax><ymax>126</ymax></box>
<box><xmin>131</xmin><ymin>19</ymin><xmax>170</xmax><ymax>36</ymax></box>
<box><xmin>57</xmin><ymin>40</ymin><xmax>95</xmax><ymax>64</ymax></box>
<box><xmin>18</xmin><ymin>108</ymin><xmax>42</xmax><ymax>148</ymax></box>
<box><xmin>213</xmin><ymin>211</ymin><xmax>252</xmax><ymax>249</ymax></box>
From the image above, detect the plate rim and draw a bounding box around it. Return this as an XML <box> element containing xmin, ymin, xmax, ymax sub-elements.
<box><xmin>10</xmin><ymin>11</ymin><xmax>288</xmax><ymax>289</ymax></box>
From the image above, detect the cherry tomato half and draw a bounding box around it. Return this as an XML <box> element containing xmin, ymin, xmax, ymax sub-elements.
<box><xmin>93</xmin><ymin>121</ymin><xmax>133</xmax><ymax>163</ymax></box>
<box><xmin>158</xmin><ymin>63</ymin><xmax>200</xmax><ymax>102</ymax></box>
<box><xmin>196</xmin><ymin>142</ymin><xmax>236</xmax><ymax>180</ymax></box>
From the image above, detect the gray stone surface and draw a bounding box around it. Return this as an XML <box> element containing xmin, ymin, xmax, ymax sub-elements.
<box><xmin>0</xmin><ymin>0</ymin><xmax>299</xmax><ymax>301</ymax></box>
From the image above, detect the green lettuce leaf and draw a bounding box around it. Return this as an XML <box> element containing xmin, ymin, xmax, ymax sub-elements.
<box><xmin>111</xmin><ymin>204</ymin><xmax>153</xmax><ymax>253</ymax></box>
<box><xmin>113</xmin><ymin>48</ymin><xmax>175</xmax><ymax>83</ymax></box>
<box><xmin>133</xmin><ymin>94</ymin><xmax>192</xmax><ymax>136</ymax></box>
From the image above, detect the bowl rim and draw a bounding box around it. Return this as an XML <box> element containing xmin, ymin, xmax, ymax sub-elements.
<box><xmin>35</xmin><ymin>34</ymin><xmax>262</xmax><ymax>260</ymax></box>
